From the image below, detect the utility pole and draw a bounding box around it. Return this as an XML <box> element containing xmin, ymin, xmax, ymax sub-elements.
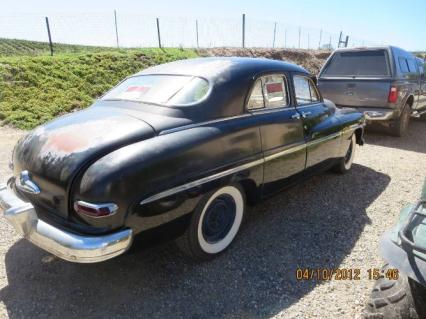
<box><xmin>318</xmin><ymin>29</ymin><xmax>322</xmax><ymax>49</ymax></box>
<box><xmin>45</xmin><ymin>17</ymin><xmax>53</xmax><ymax>56</ymax></box>
<box><xmin>114</xmin><ymin>10</ymin><xmax>119</xmax><ymax>48</ymax></box>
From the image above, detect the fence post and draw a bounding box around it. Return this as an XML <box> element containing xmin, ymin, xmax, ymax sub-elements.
<box><xmin>308</xmin><ymin>33</ymin><xmax>310</xmax><ymax>49</ymax></box>
<box><xmin>329</xmin><ymin>36</ymin><xmax>332</xmax><ymax>50</ymax></box>
<box><xmin>114</xmin><ymin>10</ymin><xmax>119</xmax><ymax>48</ymax></box>
<box><xmin>242</xmin><ymin>13</ymin><xmax>246</xmax><ymax>48</ymax></box>
<box><xmin>318</xmin><ymin>29</ymin><xmax>322</xmax><ymax>49</ymax></box>
<box><xmin>284</xmin><ymin>29</ymin><xmax>287</xmax><ymax>48</ymax></box>
<box><xmin>156</xmin><ymin>17</ymin><xmax>162</xmax><ymax>48</ymax></box>
<box><xmin>272</xmin><ymin>22</ymin><xmax>277</xmax><ymax>48</ymax></box>
<box><xmin>298</xmin><ymin>27</ymin><xmax>301</xmax><ymax>48</ymax></box>
<box><xmin>195</xmin><ymin>19</ymin><xmax>199</xmax><ymax>48</ymax></box>
<box><xmin>45</xmin><ymin>17</ymin><xmax>53</xmax><ymax>56</ymax></box>
<box><xmin>338</xmin><ymin>31</ymin><xmax>342</xmax><ymax>48</ymax></box>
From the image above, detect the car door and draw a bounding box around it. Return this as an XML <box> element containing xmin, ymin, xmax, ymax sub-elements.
<box><xmin>292</xmin><ymin>73</ymin><xmax>341</xmax><ymax>168</ymax></box>
<box><xmin>246</xmin><ymin>73</ymin><xmax>306</xmax><ymax>194</ymax></box>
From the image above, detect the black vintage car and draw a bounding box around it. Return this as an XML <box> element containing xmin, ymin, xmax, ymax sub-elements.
<box><xmin>0</xmin><ymin>57</ymin><xmax>365</xmax><ymax>263</ymax></box>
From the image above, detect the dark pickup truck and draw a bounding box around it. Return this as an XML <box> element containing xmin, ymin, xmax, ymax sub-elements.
<box><xmin>318</xmin><ymin>46</ymin><xmax>426</xmax><ymax>136</ymax></box>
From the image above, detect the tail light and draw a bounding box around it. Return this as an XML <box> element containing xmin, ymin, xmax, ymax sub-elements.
<box><xmin>388</xmin><ymin>86</ymin><xmax>398</xmax><ymax>103</ymax></box>
<box><xmin>74</xmin><ymin>201</ymin><xmax>118</xmax><ymax>218</ymax></box>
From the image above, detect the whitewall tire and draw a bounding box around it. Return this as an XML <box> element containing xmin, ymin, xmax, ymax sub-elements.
<box><xmin>176</xmin><ymin>184</ymin><xmax>245</xmax><ymax>260</ymax></box>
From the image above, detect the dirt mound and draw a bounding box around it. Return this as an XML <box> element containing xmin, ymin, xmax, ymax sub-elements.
<box><xmin>197</xmin><ymin>48</ymin><xmax>330</xmax><ymax>74</ymax></box>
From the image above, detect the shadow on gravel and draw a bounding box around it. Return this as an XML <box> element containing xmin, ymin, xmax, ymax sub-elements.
<box><xmin>0</xmin><ymin>164</ymin><xmax>390</xmax><ymax>319</ymax></box>
<box><xmin>365</xmin><ymin>119</ymin><xmax>426</xmax><ymax>154</ymax></box>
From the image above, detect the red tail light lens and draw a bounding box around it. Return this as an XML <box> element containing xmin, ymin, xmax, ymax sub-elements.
<box><xmin>74</xmin><ymin>201</ymin><xmax>118</xmax><ymax>218</ymax></box>
<box><xmin>388</xmin><ymin>86</ymin><xmax>398</xmax><ymax>103</ymax></box>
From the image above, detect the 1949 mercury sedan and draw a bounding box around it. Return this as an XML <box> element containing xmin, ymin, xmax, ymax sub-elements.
<box><xmin>0</xmin><ymin>57</ymin><xmax>365</xmax><ymax>263</ymax></box>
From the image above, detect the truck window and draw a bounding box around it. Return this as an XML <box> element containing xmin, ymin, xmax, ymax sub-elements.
<box><xmin>398</xmin><ymin>58</ymin><xmax>409</xmax><ymax>73</ymax></box>
<box><xmin>407</xmin><ymin>59</ymin><xmax>417</xmax><ymax>73</ymax></box>
<box><xmin>321</xmin><ymin>50</ymin><xmax>390</xmax><ymax>77</ymax></box>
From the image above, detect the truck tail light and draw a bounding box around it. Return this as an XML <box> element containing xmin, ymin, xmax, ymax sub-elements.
<box><xmin>74</xmin><ymin>201</ymin><xmax>118</xmax><ymax>218</ymax></box>
<box><xmin>388</xmin><ymin>86</ymin><xmax>398</xmax><ymax>103</ymax></box>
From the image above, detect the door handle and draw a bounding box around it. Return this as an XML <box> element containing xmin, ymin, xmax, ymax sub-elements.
<box><xmin>291</xmin><ymin>113</ymin><xmax>301</xmax><ymax>120</ymax></box>
<box><xmin>301</xmin><ymin>111</ymin><xmax>312</xmax><ymax>118</ymax></box>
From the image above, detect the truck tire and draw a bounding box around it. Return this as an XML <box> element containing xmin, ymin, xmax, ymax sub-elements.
<box><xmin>176</xmin><ymin>184</ymin><xmax>246</xmax><ymax>261</ymax></box>
<box><xmin>363</xmin><ymin>264</ymin><xmax>426</xmax><ymax>319</ymax></box>
<box><xmin>391</xmin><ymin>104</ymin><xmax>411</xmax><ymax>137</ymax></box>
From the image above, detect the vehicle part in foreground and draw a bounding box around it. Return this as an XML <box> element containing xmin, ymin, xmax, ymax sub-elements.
<box><xmin>364</xmin><ymin>179</ymin><xmax>426</xmax><ymax>318</ymax></box>
<box><xmin>0</xmin><ymin>57</ymin><xmax>365</xmax><ymax>263</ymax></box>
<box><xmin>318</xmin><ymin>46</ymin><xmax>426</xmax><ymax>137</ymax></box>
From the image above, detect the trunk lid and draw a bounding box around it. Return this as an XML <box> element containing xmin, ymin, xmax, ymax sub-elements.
<box><xmin>12</xmin><ymin>106</ymin><xmax>156</xmax><ymax>219</ymax></box>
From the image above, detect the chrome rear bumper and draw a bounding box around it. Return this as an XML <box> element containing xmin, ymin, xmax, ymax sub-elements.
<box><xmin>0</xmin><ymin>183</ymin><xmax>133</xmax><ymax>263</ymax></box>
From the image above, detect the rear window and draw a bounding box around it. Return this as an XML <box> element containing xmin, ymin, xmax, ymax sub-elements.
<box><xmin>102</xmin><ymin>75</ymin><xmax>210</xmax><ymax>106</ymax></box>
<box><xmin>322</xmin><ymin>50</ymin><xmax>390</xmax><ymax>77</ymax></box>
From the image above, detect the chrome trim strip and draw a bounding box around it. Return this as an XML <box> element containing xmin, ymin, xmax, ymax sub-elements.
<box><xmin>140</xmin><ymin>130</ymin><xmax>347</xmax><ymax>205</ymax></box>
<box><xmin>159</xmin><ymin>114</ymin><xmax>253</xmax><ymax>135</ymax></box>
<box><xmin>140</xmin><ymin>158</ymin><xmax>264</xmax><ymax>205</ymax></box>
<box><xmin>0</xmin><ymin>183</ymin><xmax>133</xmax><ymax>263</ymax></box>
<box><xmin>264</xmin><ymin>143</ymin><xmax>306</xmax><ymax>162</ymax></box>
<box><xmin>306</xmin><ymin>132</ymin><xmax>341</xmax><ymax>147</ymax></box>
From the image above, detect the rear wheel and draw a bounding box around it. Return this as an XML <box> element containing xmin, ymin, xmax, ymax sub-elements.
<box><xmin>176</xmin><ymin>184</ymin><xmax>245</xmax><ymax>261</ymax></box>
<box><xmin>332</xmin><ymin>133</ymin><xmax>356</xmax><ymax>174</ymax></box>
<box><xmin>391</xmin><ymin>104</ymin><xmax>411</xmax><ymax>137</ymax></box>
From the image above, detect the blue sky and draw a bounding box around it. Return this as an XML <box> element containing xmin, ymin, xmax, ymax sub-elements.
<box><xmin>0</xmin><ymin>0</ymin><xmax>424</xmax><ymax>50</ymax></box>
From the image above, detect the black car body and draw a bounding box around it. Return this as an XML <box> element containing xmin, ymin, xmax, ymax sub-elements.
<box><xmin>0</xmin><ymin>57</ymin><xmax>365</xmax><ymax>262</ymax></box>
<box><xmin>318</xmin><ymin>46</ymin><xmax>426</xmax><ymax>136</ymax></box>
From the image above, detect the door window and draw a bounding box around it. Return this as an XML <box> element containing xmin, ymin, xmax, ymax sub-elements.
<box><xmin>247</xmin><ymin>74</ymin><xmax>288</xmax><ymax>110</ymax></box>
<box><xmin>293</xmin><ymin>75</ymin><xmax>320</xmax><ymax>105</ymax></box>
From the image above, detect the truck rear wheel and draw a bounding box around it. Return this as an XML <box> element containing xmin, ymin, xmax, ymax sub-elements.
<box><xmin>391</xmin><ymin>104</ymin><xmax>411</xmax><ymax>137</ymax></box>
<box><xmin>363</xmin><ymin>264</ymin><xmax>426</xmax><ymax>319</ymax></box>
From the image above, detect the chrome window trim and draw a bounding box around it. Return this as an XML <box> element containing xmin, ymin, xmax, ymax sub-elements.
<box><xmin>246</xmin><ymin>73</ymin><xmax>291</xmax><ymax>111</ymax></box>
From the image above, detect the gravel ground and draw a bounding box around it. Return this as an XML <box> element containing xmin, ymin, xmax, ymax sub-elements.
<box><xmin>0</xmin><ymin>121</ymin><xmax>425</xmax><ymax>319</ymax></box>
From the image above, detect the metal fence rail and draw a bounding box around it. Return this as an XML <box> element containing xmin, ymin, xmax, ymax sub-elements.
<box><xmin>0</xmin><ymin>12</ymin><xmax>380</xmax><ymax>52</ymax></box>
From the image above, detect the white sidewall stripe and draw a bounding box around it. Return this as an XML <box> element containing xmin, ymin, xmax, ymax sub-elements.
<box><xmin>197</xmin><ymin>186</ymin><xmax>244</xmax><ymax>254</ymax></box>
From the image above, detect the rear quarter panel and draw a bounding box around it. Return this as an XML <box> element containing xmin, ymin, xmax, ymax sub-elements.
<box><xmin>72</xmin><ymin>115</ymin><xmax>263</xmax><ymax>234</ymax></box>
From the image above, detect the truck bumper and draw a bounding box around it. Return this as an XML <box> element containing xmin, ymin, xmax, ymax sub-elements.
<box><xmin>0</xmin><ymin>183</ymin><xmax>133</xmax><ymax>263</ymax></box>
<box><xmin>337</xmin><ymin>106</ymin><xmax>397</xmax><ymax>121</ymax></box>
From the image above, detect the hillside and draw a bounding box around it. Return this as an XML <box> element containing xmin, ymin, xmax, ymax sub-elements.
<box><xmin>0</xmin><ymin>49</ymin><xmax>198</xmax><ymax>129</ymax></box>
<box><xmin>0</xmin><ymin>41</ymin><xmax>330</xmax><ymax>130</ymax></box>
<box><xmin>0</xmin><ymin>38</ymin><xmax>115</xmax><ymax>56</ymax></box>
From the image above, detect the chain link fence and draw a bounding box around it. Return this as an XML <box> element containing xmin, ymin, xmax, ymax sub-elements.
<box><xmin>0</xmin><ymin>12</ymin><xmax>380</xmax><ymax>50</ymax></box>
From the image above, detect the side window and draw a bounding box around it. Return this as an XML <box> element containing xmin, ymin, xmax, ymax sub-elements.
<box><xmin>293</xmin><ymin>75</ymin><xmax>320</xmax><ymax>105</ymax></box>
<box><xmin>399</xmin><ymin>57</ymin><xmax>409</xmax><ymax>73</ymax></box>
<box><xmin>247</xmin><ymin>79</ymin><xmax>264</xmax><ymax>109</ymax></box>
<box><xmin>262</xmin><ymin>75</ymin><xmax>288</xmax><ymax>108</ymax></box>
<box><xmin>247</xmin><ymin>74</ymin><xmax>288</xmax><ymax>110</ymax></box>
<box><xmin>407</xmin><ymin>59</ymin><xmax>417</xmax><ymax>73</ymax></box>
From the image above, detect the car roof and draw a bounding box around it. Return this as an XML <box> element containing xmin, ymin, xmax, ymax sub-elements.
<box><xmin>135</xmin><ymin>57</ymin><xmax>310</xmax><ymax>80</ymax></box>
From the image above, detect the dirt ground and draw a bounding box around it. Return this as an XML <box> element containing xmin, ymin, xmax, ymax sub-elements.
<box><xmin>198</xmin><ymin>48</ymin><xmax>330</xmax><ymax>74</ymax></box>
<box><xmin>0</xmin><ymin>120</ymin><xmax>425</xmax><ymax>318</ymax></box>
